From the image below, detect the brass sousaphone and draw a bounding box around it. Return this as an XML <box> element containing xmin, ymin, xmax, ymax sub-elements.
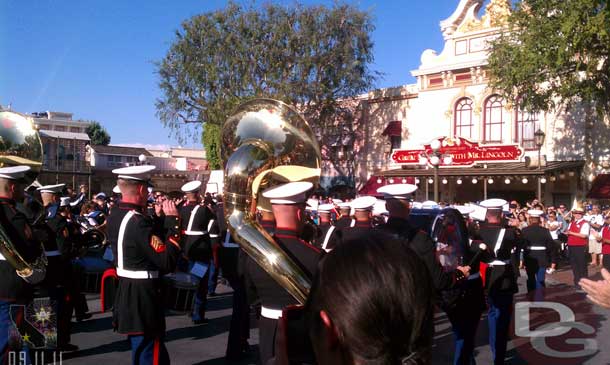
<box><xmin>0</xmin><ymin>110</ymin><xmax>47</xmax><ymax>283</ymax></box>
<box><xmin>222</xmin><ymin>99</ymin><xmax>321</xmax><ymax>304</ymax></box>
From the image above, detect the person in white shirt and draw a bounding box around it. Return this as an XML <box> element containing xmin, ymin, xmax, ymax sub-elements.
<box><xmin>587</xmin><ymin>205</ymin><xmax>604</xmax><ymax>266</ymax></box>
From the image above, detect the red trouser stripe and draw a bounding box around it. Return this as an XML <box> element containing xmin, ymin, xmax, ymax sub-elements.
<box><xmin>153</xmin><ymin>338</ymin><xmax>160</xmax><ymax>365</ymax></box>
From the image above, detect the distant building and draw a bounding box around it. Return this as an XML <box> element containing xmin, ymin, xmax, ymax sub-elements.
<box><xmin>87</xmin><ymin>144</ymin><xmax>209</xmax><ymax>194</ymax></box>
<box><xmin>31</xmin><ymin>111</ymin><xmax>92</xmax><ymax>188</ymax></box>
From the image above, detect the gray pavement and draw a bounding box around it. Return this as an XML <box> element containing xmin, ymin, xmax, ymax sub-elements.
<box><xmin>60</xmin><ymin>265</ymin><xmax>610</xmax><ymax>365</ymax></box>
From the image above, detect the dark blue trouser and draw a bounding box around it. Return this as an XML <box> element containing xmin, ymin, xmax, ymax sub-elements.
<box><xmin>487</xmin><ymin>292</ymin><xmax>513</xmax><ymax>365</ymax></box>
<box><xmin>192</xmin><ymin>269</ymin><xmax>209</xmax><ymax>321</ymax></box>
<box><xmin>207</xmin><ymin>261</ymin><xmax>218</xmax><ymax>295</ymax></box>
<box><xmin>129</xmin><ymin>335</ymin><xmax>169</xmax><ymax>365</ymax></box>
<box><xmin>0</xmin><ymin>300</ymin><xmax>31</xmax><ymax>365</ymax></box>
<box><xmin>525</xmin><ymin>256</ymin><xmax>546</xmax><ymax>300</ymax></box>
<box><xmin>446</xmin><ymin>278</ymin><xmax>484</xmax><ymax>365</ymax></box>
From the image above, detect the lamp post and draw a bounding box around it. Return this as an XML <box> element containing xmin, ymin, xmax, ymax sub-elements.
<box><xmin>534</xmin><ymin>129</ymin><xmax>546</xmax><ymax>200</ymax></box>
<box><xmin>419</xmin><ymin>139</ymin><xmax>452</xmax><ymax>202</ymax></box>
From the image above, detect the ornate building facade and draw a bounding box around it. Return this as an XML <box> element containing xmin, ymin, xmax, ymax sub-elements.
<box><xmin>321</xmin><ymin>0</ymin><xmax>610</xmax><ymax>206</ymax></box>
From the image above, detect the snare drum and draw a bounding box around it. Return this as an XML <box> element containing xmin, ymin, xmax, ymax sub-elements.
<box><xmin>164</xmin><ymin>272</ymin><xmax>199</xmax><ymax>312</ymax></box>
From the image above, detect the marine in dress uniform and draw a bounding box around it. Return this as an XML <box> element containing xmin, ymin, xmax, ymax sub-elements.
<box><xmin>178</xmin><ymin>180</ymin><xmax>214</xmax><ymax>324</ymax></box>
<box><xmin>258</xmin><ymin>207</ymin><xmax>276</xmax><ymax>236</ymax></box>
<box><xmin>107</xmin><ymin>166</ymin><xmax>181</xmax><ymax>365</ymax></box>
<box><xmin>477</xmin><ymin>199</ymin><xmax>521</xmax><ymax>365</ymax></box>
<box><xmin>339</xmin><ymin>196</ymin><xmax>376</xmax><ymax>243</ymax></box>
<box><xmin>245</xmin><ymin>181</ymin><xmax>321</xmax><ymax>364</ymax></box>
<box><xmin>313</xmin><ymin>204</ymin><xmax>342</xmax><ymax>252</ymax></box>
<box><xmin>334</xmin><ymin>203</ymin><xmax>353</xmax><ymax>229</ymax></box>
<box><xmin>0</xmin><ymin>166</ymin><xmax>45</xmax><ymax>362</ymax></box>
<box><xmin>521</xmin><ymin>209</ymin><xmax>554</xmax><ymax>299</ymax></box>
<box><xmin>37</xmin><ymin>183</ymin><xmax>78</xmax><ymax>351</ymax></box>
<box><xmin>566</xmin><ymin>205</ymin><xmax>590</xmax><ymax>289</ymax></box>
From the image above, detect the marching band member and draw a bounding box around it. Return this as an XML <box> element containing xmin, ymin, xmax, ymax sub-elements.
<box><xmin>314</xmin><ymin>203</ymin><xmax>341</xmax><ymax>252</ymax></box>
<box><xmin>334</xmin><ymin>202</ymin><xmax>353</xmax><ymax>229</ymax></box>
<box><xmin>108</xmin><ymin>166</ymin><xmax>181</xmax><ymax>365</ymax></box>
<box><xmin>38</xmin><ymin>183</ymin><xmax>78</xmax><ymax>351</ymax></box>
<box><xmin>0</xmin><ymin>166</ymin><xmax>45</xmax><ymax>362</ymax></box>
<box><xmin>339</xmin><ymin>196</ymin><xmax>376</xmax><ymax>242</ymax></box>
<box><xmin>566</xmin><ymin>205</ymin><xmax>590</xmax><ymax>290</ymax></box>
<box><xmin>179</xmin><ymin>180</ymin><xmax>214</xmax><ymax>325</ymax></box>
<box><xmin>521</xmin><ymin>209</ymin><xmax>554</xmax><ymax>299</ymax></box>
<box><xmin>245</xmin><ymin>181</ymin><xmax>321</xmax><ymax>364</ymax></box>
<box><xmin>477</xmin><ymin>199</ymin><xmax>520</xmax><ymax>365</ymax></box>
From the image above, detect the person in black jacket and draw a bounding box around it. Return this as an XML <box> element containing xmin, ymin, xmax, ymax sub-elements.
<box><xmin>108</xmin><ymin>166</ymin><xmax>181</xmax><ymax>365</ymax></box>
<box><xmin>178</xmin><ymin>180</ymin><xmax>214</xmax><ymax>325</ymax></box>
<box><xmin>245</xmin><ymin>181</ymin><xmax>321</xmax><ymax>364</ymax></box>
<box><xmin>477</xmin><ymin>198</ymin><xmax>522</xmax><ymax>365</ymax></box>
<box><xmin>521</xmin><ymin>209</ymin><xmax>554</xmax><ymax>299</ymax></box>
<box><xmin>313</xmin><ymin>204</ymin><xmax>342</xmax><ymax>252</ymax></box>
<box><xmin>0</xmin><ymin>166</ymin><xmax>45</xmax><ymax>363</ymax></box>
<box><xmin>339</xmin><ymin>196</ymin><xmax>376</xmax><ymax>243</ymax></box>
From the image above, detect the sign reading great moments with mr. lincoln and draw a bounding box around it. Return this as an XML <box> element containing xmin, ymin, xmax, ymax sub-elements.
<box><xmin>391</xmin><ymin>136</ymin><xmax>524</xmax><ymax>167</ymax></box>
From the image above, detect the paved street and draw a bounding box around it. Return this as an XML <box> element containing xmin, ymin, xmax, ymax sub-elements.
<box><xmin>60</xmin><ymin>264</ymin><xmax>610</xmax><ymax>365</ymax></box>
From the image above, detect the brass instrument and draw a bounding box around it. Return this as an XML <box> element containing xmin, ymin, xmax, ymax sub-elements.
<box><xmin>0</xmin><ymin>110</ymin><xmax>46</xmax><ymax>282</ymax></box>
<box><xmin>221</xmin><ymin>99</ymin><xmax>321</xmax><ymax>304</ymax></box>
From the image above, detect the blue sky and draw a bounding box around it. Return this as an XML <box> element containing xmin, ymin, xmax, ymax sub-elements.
<box><xmin>1</xmin><ymin>0</ymin><xmax>463</xmax><ymax>147</ymax></box>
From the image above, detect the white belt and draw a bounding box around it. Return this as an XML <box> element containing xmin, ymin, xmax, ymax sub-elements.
<box><xmin>528</xmin><ymin>246</ymin><xmax>547</xmax><ymax>251</ymax></box>
<box><xmin>488</xmin><ymin>260</ymin><xmax>511</xmax><ymax>266</ymax></box>
<box><xmin>261</xmin><ymin>306</ymin><xmax>283</xmax><ymax>320</ymax></box>
<box><xmin>184</xmin><ymin>230</ymin><xmax>208</xmax><ymax>236</ymax></box>
<box><xmin>0</xmin><ymin>252</ymin><xmax>5</xmax><ymax>260</ymax></box>
<box><xmin>45</xmin><ymin>250</ymin><xmax>61</xmax><ymax>257</ymax></box>
<box><xmin>467</xmin><ymin>272</ymin><xmax>481</xmax><ymax>280</ymax></box>
<box><xmin>209</xmin><ymin>234</ymin><xmax>220</xmax><ymax>238</ymax></box>
<box><xmin>223</xmin><ymin>242</ymin><xmax>240</xmax><ymax>248</ymax></box>
<box><xmin>116</xmin><ymin>267</ymin><xmax>159</xmax><ymax>279</ymax></box>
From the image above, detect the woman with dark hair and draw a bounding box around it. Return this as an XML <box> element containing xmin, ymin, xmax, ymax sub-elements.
<box><xmin>305</xmin><ymin>232</ymin><xmax>434</xmax><ymax>364</ymax></box>
<box><xmin>434</xmin><ymin>208</ymin><xmax>486</xmax><ymax>365</ymax></box>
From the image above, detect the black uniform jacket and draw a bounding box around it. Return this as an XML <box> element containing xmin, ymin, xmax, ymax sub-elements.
<box><xmin>0</xmin><ymin>197</ymin><xmax>42</xmax><ymax>302</ymax></box>
<box><xmin>108</xmin><ymin>202</ymin><xmax>181</xmax><ymax>335</ymax></box>
<box><xmin>334</xmin><ymin>216</ymin><xmax>353</xmax><ymax>230</ymax></box>
<box><xmin>521</xmin><ymin>225</ymin><xmax>554</xmax><ymax>267</ymax></box>
<box><xmin>245</xmin><ymin>228</ymin><xmax>320</xmax><ymax>309</ymax></box>
<box><xmin>314</xmin><ymin>222</ymin><xmax>341</xmax><ymax>251</ymax></box>
<box><xmin>40</xmin><ymin>204</ymin><xmax>72</xmax><ymax>288</ymax></box>
<box><xmin>477</xmin><ymin>222</ymin><xmax>521</xmax><ymax>294</ymax></box>
<box><xmin>377</xmin><ymin>216</ymin><xmax>462</xmax><ymax>291</ymax></box>
<box><xmin>339</xmin><ymin>220</ymin><xmax>373</xmax><ymax>243</ymax></box>
<box><xmin>179</xmin><ymin>201</ymin><xmax>214</xmax><ymax>262</ymax></box>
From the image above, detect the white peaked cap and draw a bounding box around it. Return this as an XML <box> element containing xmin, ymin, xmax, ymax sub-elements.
<box><xmin>411</xmin><ymin>202</ymin><xmax>423</xmax><ymax>209</ymax></box>
<box><xmin>528</xmin><ymin>209</ymin><xmax>544</xmax><ymax>217</ymax></box>
<box><xmin>262</xmin><ymin>181</ymin><xmax>313</xmax><ymax>205</ymax></box>
<box><xmin>37</xmin><ymin>184</ymin><xmax>65</xmax><ymax>194</ymax></box>
<box><xmin>479</xmin><ymin>198</ymin><xmax>508</xmax><ymax>208</ymax></box>
<box><xmin>112</xmin><ymin>165</ymin><xmax>156</xmax><ymax>182</ymax></box>
<box><xmin>351</xmin><ymin>196</ymin><xmax>377</xmax><ymax>211</ymax></box>
<box><xmin>454</xmin><ymin>205</ymin><xmax>474</xmax><ymax>216</ymax></box>
<box><xmin>181</xmin><ymin>180</ymin><xmax>202</xmax><ymax>193</ymax></box>
<box><xmin>332</xmin><ymin>199</ymin><xmax>343</xmax><ymax>204</ymax></box>
<box><xmin>112</xmin><ymin>185</ymin><xmax>121</xmax><ymax>194</ymax></box>
<box><xmin>306</xmin><ymin>198</ymin><xmax>319</xmax><ymax>210</ymax></box>
<box><xmin>422</xmin><ymin>200</ymin><xmax>439</xmax><ymax>209</ymax></box>
<box><xmin>373</xmin><ymin>199</ymin><xmax>388</xmax><ymax>215</ymax></box>
<box><xmin>0</xmin><ymin>166</ymin><xmax>31</xmax><ymax>180</ymax></box>
<box><xmin>376</xmin><ymin>184</ymin><xmax>417</xmax><ymax>199</ymax></box>
<box><xmin>317</xmin><ymin>204</ymin><xmax>335</xmax><ymax>213</ymax></box>
<box><xmin>337</xmin><ymin>202</ymin><xmax>351</xmax><ymax>209</ymax></box>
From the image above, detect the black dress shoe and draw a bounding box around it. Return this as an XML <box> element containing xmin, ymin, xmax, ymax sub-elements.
<box><xmin>192</xmin><ymin>318</ymin><xmax>209</xmax><ymax>325</ymax></box>
<box><xmin>76</xmin><ymin>313</ymin><xmax>92</xmax><ymax>322</ymax></box>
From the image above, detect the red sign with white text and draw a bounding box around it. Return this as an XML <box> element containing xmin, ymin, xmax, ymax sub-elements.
<box><xmin>391</xmin><ymin>136</ymin><xmax>524</xmax><ymax>167</ymax></box>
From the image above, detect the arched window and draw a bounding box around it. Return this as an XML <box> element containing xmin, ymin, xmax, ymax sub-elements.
<box><xmin>515</xmin><ymin>103</ymin><xmax>540</xmax><ymax>150</ymax></box>
<box><xmin>454</xmin><ymin>97</ymin><xmax>474</xmax><ymax>139</ymax></box>
<box><xmin>483</xmin><ymin>95</ymin><xmax>504</xmax><ymax>142</ymax></box>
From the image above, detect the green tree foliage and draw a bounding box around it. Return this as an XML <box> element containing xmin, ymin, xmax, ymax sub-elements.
<box><xmin>155</xmin><ymin>2</ymin><xmax>378</xmax><ymax>168</ymax></box>
<box><xmin>488</xmin><ymin>0</ymin><xmax>610</xmax><ymax>118</ymax></box>
<box><xmin>202</xmin><ymin>123</ymin><xmax>221</xmax><ymax>169</ymax></box>
<box><xmin>85</xmin><ymin>121</ymin><xmax>111</xmax><ymax>145</ymax></box>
